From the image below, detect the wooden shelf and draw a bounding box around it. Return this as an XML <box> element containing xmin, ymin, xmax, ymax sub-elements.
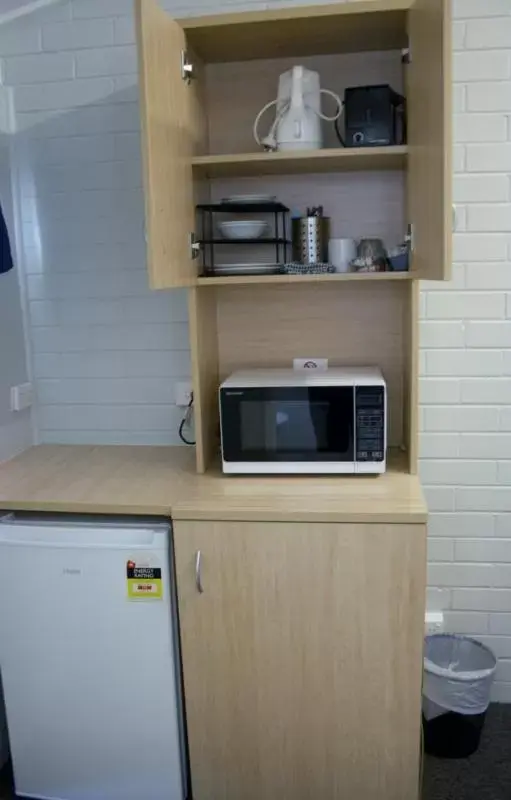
<box><xmin>199</xmin><ymin>238</ymin><xmax>290</xmax><ymax>246</ymax></box>
<box><xmin>181</xmin><ymin>1</ymin><xmax>410</xmax><ymax>62</ymax></box>
<box><xmin>191</xmin><ymin>146</ymin><xmax>408</xmax><ymax>179</ymax></box>
<box><xmin>197</xmin><ymin>271</ymin><xmax>412</xmax><ymax>286</ymax></box>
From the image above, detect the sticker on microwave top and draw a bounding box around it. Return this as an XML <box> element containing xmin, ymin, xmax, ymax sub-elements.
<box><xmin>126</xmin><ymin>557</ymin><xmax>163</xmax><ymax>600</ymax></box>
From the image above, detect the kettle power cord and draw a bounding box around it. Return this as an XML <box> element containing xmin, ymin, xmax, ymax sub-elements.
<box><xmin>253</xmin><ymin>90</ymin><xmax>343</xmax><ymax>151</ymax></box>
<box><xmin>178</xmin><ymin>392</ymin><xmax>195</xmax><ymax>446</ymax></box>
<box><xmin>334</xmin><ymin>103</ymin><xmax>346</xmax><ymax>147</ymax></box>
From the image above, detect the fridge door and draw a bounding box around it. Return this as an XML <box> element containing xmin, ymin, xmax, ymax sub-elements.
<box><xmin>0</xmin><ymin>522</ymin><xmax>184</xmax><ymax>800</ymax></box>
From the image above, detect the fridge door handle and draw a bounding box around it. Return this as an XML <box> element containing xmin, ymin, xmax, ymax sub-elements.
<box><xmin>195</xmin><ymin>550</ymin><xmax>204</xmax><ymax>594</ymax></box>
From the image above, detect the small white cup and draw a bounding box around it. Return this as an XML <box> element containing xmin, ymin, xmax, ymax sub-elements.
<box><xmin>328</xmin><ymin>238</ymin><xmax>357</xmax><ymax>273</ymax></box>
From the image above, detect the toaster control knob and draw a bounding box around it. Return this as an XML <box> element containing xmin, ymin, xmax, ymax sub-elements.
<box><xmin>353</xmin><ymin>132</ymin><xmax>365</xmax><ymax>145</ymax></box>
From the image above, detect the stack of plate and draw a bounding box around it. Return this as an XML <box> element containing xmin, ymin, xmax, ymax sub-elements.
<box><xmin>214</xmin><ymin>195</ymin><xmax>281</xmax><ymax>275</ymax></box>
<box><xmin>212</xmin><ymin>263</ymin><xmax>281</xmax><ymax>276</ymax></box>
<box><xmin>221</xmin><ymin>194</ymin><xmax>277</xmax><ymax>204</ymax></box>
<box><xmin>218</xmin><ymin>220</ymin><xmax>269</xmax><ymax>240</ymax></box>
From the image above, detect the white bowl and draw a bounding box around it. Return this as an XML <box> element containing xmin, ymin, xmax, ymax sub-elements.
<box><xmin>218</xmin><ymin>220</ymin><xmax>269</xmax><ymax>240</ymax></box>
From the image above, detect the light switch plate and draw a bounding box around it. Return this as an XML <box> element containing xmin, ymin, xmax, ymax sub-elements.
<box><xmin>293</xmin><ymin>358</ymin><xmax>329</xmax><ymax>370</ymax></box>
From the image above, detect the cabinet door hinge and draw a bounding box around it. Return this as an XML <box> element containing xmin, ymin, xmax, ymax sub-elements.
<box><xmin>405</xmin><ymin>223</ymin><xmax>415</xmax><ymax>253</ymax></box>
<box><xmin>181</xmin><ymin>51</ymin><xmax>194</xmax><ymax>84</ymax></box>
<box><xmin>189</xmin><ymin>232</ymin><xmax>201</xmax><ymax>260</ymax></box>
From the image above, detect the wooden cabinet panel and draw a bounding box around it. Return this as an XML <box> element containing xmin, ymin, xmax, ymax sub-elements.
<box><xmin>174</xmin><ymin>520</ymin><xmax>426</xmax><ymax>800</ymax></box>
<box><xmin>135</xmin><ymin>0</ymin><xmax>197</xmax><ymax>289</ymax></box>
<box><xmin>407</xmin><ymin>0</ymin><xmax>452</xmax><ymax>281</ymax></box>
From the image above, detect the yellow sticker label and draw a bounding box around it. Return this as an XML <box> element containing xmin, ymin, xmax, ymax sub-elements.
<box><xmin>127</xmin><ymin>560</ymin><xmax>163</xmax><ymax>601</ymax></box>
<box><xmin>127</xmin><ymin>579</ymin><xmax>163</xmax><ymax>599</ymax></box>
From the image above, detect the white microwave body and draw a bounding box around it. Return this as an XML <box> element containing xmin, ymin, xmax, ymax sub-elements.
<box><xmin>219</xmin><ymin>367</ymin><xmax>387</xmax><ymax>475</ymax></box>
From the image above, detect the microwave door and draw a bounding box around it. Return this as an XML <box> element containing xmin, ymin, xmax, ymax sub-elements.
<box><xmin>270</xmin><ymin>401</ymin><xmax>318</xmax><ymax>452</ymax></box>
<box><xmin>221</xmin><ymin>387</ymin><xmax>355</xmax><ymax>464</ymax></box>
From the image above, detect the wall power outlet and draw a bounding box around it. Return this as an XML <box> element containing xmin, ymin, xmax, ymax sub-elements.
<box><xmin>175</xmin><ymin>381</ymin><xmax>193</xmax><ymax>408</ymax></box>
<box><xmin>10</xmin><ymin>383</ymin><xmax>33</xmax><ymax>412</ymax></box>
<box><xmin>425</xmin><ymin>611</ymin><xmax>444</xmax><ymax>635</ymax></box>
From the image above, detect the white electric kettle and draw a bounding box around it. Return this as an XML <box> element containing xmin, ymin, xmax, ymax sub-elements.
<box><xmin>254</xmin><ymin>66</ymin><xmax>342</xmax><ymax>152</ymax></box>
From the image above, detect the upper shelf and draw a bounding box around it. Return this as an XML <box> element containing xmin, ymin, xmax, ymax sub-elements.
<box><xmin>180</xmin><ymin>0</ymin><xmax>411</xmax><ymax>62</ymax></box>
<box><xmin>197</xmin><ymin>272</ymin><xmax>413</xmax><ymax>286</ymax></box>
<box><xmin>191</xmin><ymin>146</ymin><xmax>408</xmax><ymax>179</ymax></box>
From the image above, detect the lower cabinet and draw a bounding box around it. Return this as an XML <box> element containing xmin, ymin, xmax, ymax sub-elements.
<box><xmin>173</xmin><ymin>520</ymin><xmax>426</xmax><ymax>800</ymax></box>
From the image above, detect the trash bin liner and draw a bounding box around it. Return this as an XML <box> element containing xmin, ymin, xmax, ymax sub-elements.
<box><xmin>423</xmin><ymin>634</ymin><xmax>496</xmax><ymax>758</ymax></box>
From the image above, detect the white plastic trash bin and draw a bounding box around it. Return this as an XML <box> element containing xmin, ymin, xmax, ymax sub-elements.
<box><xmin>423</xmin><ymin>634</ymin><xmax>497</xmax><ymax>758</ymax></box>
<box><xmin>0</xmin><ymin>679</ymin><xmax>8</xmax><ymax>770</ymax></box>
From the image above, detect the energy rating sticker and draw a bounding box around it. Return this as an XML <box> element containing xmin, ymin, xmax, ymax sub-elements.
<box><xmin>126</xmin><ymin>559</ymin><xmax>163</xmax><ymax>600</ymax></box>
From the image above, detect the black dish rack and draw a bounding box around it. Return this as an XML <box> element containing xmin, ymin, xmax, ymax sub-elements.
<box><xmin>196</xmin><ymin>201</ymin><xmax>290</xmax><ymax>275</ymax></box>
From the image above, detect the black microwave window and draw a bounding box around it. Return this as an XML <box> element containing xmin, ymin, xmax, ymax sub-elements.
<box><xmin>221</xmin><ymin>386</ymin><xmax>355</xmax><ymax>463</ymax></box>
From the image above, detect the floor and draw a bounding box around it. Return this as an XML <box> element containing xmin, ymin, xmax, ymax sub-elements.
<box><xmin>0</xmin><ymin>705</ymin><xmax>509</xmax><ymax>798</ymax></box>
<box><xmin>422</xmin><ymin>705</ymin><xmax>511</xmax><ymax>800</ymax></box>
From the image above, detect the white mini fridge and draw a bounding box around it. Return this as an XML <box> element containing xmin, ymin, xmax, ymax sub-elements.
<box><xmin>0</xmin><ymin>516</ymin><xmax>186</xmax><ymax>800</ymax></box>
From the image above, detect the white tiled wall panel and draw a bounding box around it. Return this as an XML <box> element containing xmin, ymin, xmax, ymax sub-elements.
<box><xmin>42</xmin><ymin>19</ymin><xmax>115</xmax><ymax>51</ymax></box>
<box><xmin>1</xmin><ymin>0</ymin><xmax>511</xmax><ymax>699</ymax></box>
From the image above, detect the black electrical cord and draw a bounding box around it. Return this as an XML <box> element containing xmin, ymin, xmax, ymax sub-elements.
<box><xmin>334</xmin><ymin>115</ymin><xmax>346</xmax><ymax>147</ymax></box>
<box><xmin>178</xmin><ymin>392</ymin><xmax>195</xmax><ymax>446</ymax></box>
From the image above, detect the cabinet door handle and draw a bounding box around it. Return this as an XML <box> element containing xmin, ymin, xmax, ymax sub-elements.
<box><xmin>195</xmin><ymin>550</ymin><xmax>204</xmax><ymax>594</ymax></box>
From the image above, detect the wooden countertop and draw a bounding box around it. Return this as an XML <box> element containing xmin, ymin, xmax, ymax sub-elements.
<box><xmin>0</xmin><ymin>445</ymin><xmax>427</xmax><ymax>523</ymax></box>
<box><xmin>0</xmin><ymin>445</ymin><xmax>196</xmax><ymax>517</ymax></box>
<box><xmin>172</xmin><ymin>449</ymin><xmax>428</xmax><ymax>523</ymax></box>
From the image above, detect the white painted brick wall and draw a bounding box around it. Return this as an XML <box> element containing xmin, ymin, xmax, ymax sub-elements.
<box><xmin>42</xmin><ymin>19</ymin><xmax>116</xmax><ymax>51</ymax></box>
<box><xmin>1</xmin><ymin>0</ymin><xmax>511</xmax><ymax>700</ymax></box>
<box><xmin>422</xmin><ymin>0</ymin><xmax>511</xmax><ymax>703</ymax></box>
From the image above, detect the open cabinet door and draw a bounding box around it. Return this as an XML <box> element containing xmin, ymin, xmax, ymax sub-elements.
<box><xmin>136</xmin><ymin>0</ymin><xmax>197</xmax><ymax>289</ymax></box>
<box><xmin>407</xmin><ymin>0</ymin><xmax>452</xmax><ymax>281</ymax></box>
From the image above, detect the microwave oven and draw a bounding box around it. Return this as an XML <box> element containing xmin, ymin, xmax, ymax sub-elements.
<box><xmin>219</xmin><ymin>367</ymin><xmax>387</xmax><ymax>475</ymax></box>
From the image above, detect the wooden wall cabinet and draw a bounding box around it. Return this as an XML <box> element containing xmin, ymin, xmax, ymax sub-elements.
<box><xmin>135</xmin><ymin>0</ymin><xmax>452</xmax><ymax>477</ymax></box>
<box><xmin>174</xmin><ymin>519</ymin><xmax>427</xmax><ymax>800</ymax></box>
<box><xmin>136</xmin><ymin>0</ymin><xmax>451</xmax><ymax>289</ymax></box>
<box><xmin>134</xmin><ymin>5</ymin><xmax>443</xmax><ymax>795</ymax></box>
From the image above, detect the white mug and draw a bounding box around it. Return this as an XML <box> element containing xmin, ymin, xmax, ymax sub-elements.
<box><xmin>329</xmin><ymin>238</ymin><xmax>357</xmax><ymax>273</ymax></box>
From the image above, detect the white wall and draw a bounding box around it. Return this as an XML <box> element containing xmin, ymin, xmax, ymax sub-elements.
<box><xmin>3</xmin><ymin>0</ymin><xmax>191</xmax><ymax>446</ymax></box>
<box><xmin>421</xmin><ymin>0</ymin><xmax>511</xmax><ymax>702</ymax></box>
<box><xmin>0</xmin><ymin>85</ymin><xmax>32</xmax><ymax>461</ymax></box>
<box><xmin>1</xmin><ymin>0</ymin><xmax>511</xmax><ymax>699</ymax></box>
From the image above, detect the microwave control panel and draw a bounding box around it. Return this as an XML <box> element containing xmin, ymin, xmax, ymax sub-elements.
<box><xmin>355</xmin><ymin>386</ymin><xmax>385</xmax><ymax>462</ymax></box>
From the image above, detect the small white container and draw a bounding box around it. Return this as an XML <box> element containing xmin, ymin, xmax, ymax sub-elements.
<box><xmin>328</xmin><ymin>238</ymin><xmax>357</xmax><ymax>273</ymax></box>
<box><xmin>218</xmin><ymin>220</ymin><xmax>268</xmax><ymax>240</ymax></box>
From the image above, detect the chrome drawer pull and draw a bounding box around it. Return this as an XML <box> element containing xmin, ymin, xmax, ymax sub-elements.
<box><xmin>195</xmin><ymin>550</ymin><xmax>204</xmax><ymax>594</ymax></box>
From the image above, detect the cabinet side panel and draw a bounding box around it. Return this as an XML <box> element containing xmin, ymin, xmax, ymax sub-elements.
<box><xmin>135</xmin><ymin>0</ymin><xmax>196</xmax><ymax>289</ymax></box>
<box><xmin>189</xmin><ymin>288</ymin><xmax>219</xmax><ymax>473</ymax></box>
<box><xmin>174</xmin><ymin>520</ymin><xmax>427</xmax><ymax>800</ymax></box>
<box><xmin>403</xmin><ymin>281</ymin><xmax>419</xmax><ymax>473</ymax></box>
<box><xmin>407</xmin><ymin>0</ymin><xmax>452</xmax><ymax>280</ymax></box>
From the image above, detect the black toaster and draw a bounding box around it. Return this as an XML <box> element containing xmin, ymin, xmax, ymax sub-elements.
<box><xmin>343</xmin><ymin>84</ymin><xmax>406</xmax><ymax>148</ymax></box>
